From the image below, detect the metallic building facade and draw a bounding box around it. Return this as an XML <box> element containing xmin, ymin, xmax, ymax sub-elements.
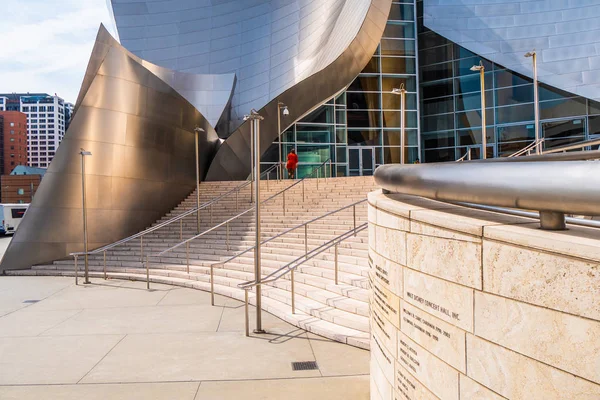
<box><xmin>1</xmin><ymin>26</ymin><xmax>219</xmax><ymax>271</ymax></box>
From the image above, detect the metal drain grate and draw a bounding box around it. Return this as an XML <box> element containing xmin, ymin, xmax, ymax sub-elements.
<box><xmin>291</xmin><ymin>361</ymin><xmax>318</xmax><ymax>371</ymax></box>
<box><xmin>22</xmin><ymin>300</ymin><xmax>40</xmax><ymax>304</ymax></box>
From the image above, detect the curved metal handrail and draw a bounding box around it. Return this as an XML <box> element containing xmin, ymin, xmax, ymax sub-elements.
<box><xmin>543</xmin><ymin>137</ymin><xmax>600</xmax><ymax>154</ymax></box>
<box><xmin>70</xmin><ymin>164</ymin><xmax>282</xmax><ymax>258</ymax></box>
<box><xmin>507</xmin><ymin>138</ymin><xmax>544</xmax><ymax>158</ymax></box>
<box><xmin>239</xmin><ymin>223</ymin><xmax>367</xmax><ymax>290</ymax></box>
<box><xmin>456</xmin><ymin>148</ymin><xmax>471</xmax><ymax>162</ymax></box>
<box><xmin>374</xmin><ymin>159</ymin><xmax>600</xmax><ymax>230</ymax></box>
<box><xmin>215</xmin><ymin>199</ymin><xmax>367</xmax><ymax>267</ymax></box>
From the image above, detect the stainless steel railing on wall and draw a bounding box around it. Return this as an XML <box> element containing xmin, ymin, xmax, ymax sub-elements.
<box><xmin>141</xmin><ymin>158</ymin><xmax>334</xmax><ymax>292</ymax></box>
<box><xmin>70</xmin><ymin>164</ymin><xmax>280</xmax><ymax>285</ymax></box>
<box><xmin>238</xmin><ymin>222</ymin><xmax>368</xmax><ymax>336</ymax></box>
<box><xmin>374</xmin><ymin>153</ymin><xmax>600</xmax><ymax>231</ymax></box>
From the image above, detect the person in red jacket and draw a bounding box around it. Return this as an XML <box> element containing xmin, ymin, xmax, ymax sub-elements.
<box><xmin>286</xmin><ymin>149</ymin><xmax>298</xmax><ymax>179</ymax></box>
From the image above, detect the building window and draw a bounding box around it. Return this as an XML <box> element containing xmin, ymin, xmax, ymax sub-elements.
<box><xmin>10</xmin><ymin>122</ymin><xmax>14</xmax><ymax>127</ymax></box>
<box><xmin>17</xmin><ymin>188</ymin><xmax>24</xmax><ymax>195</ymax></box>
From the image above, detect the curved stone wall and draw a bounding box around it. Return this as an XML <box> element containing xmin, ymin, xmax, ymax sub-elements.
<box><xmin>368</xmin><ymin>190</ymin><xmax>600</xmax><ymax>400</ymax></box>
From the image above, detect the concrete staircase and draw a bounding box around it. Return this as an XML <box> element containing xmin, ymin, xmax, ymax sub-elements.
<box><xmin>7</xmin><ymin>176</ymin><xmax>376</xmax><ymax>349</ymax></box>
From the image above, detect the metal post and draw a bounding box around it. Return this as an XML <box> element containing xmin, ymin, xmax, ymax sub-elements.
<box><xmin>282</xmin><ymin>190</ymin><xmax>286</xmax><ymax>216</ymax></box>
<box><xmin>244</xmin><ymin>289</ymin><xmax>250</xmax><ymax>337</ymax></box>
<box><xmin>30</xmin><ymin>181</ymin><xmax>34</xmax><ymax>202</ymax></box>
<box><xmin>180</xmin><ymin>218</ymin><xmax>183</xmax><ymax>240</ymax></box>
<box><xmin>235</xmin><ymin>188</ymin><xmax>239</xmax><ymax>212</ymax></box>
<box><xmin>467</xmin><ymin>148</ymin><xmax>472</xmax><ymax>161</ymax></box>
<box><xmin>194</xmin><ymin>127</ymin><xmax>203</xmax><ymax>234</ymax></box>
<box><xmin>329</xmin><ymin>159</ymin><xmax>333</xmax><ymax>178</ymax></box>
<box><xmin>250</xmin><ymin>124</ymin><xmax>254</xmax><ymax>204</ymax></box>
<box><xmin>278</xmin><ymin>102</ymin><xmax>282</xmax><ymax>182</ymax></box>
<box><xmin>210</xmin><ymin>264</ymin><xmax>215</xmax><ymax>306</ymax></box>
<box><xmin>304</xmin><ymin>224</ymin><xmax>308</xmax><ymax>259</ymax></box>
<box><xmin>140</xmin><ymin>235</ymin><xmax>143</xmax><ymax>262</ymax></box>
<box><xmin>210</xmin><ymin>204</ymin><xmax>213</xmax><ymax>225</ymax></box>
<box><xmin>400</xmin><ymin>87</ymin><xmax>406</xmax><ymax>164</ymax></box>
<box><xmin>291</xmin><ymin>269</ymin><xmax>295</xmax><ymax>314</ymax></box>
<box><xmin>334</xmin><ymin>243</ymin><xmax>338</xmax><ymax>285</ymax></box>
<box><xmin>267</xmin><ymin>170</ymin><xmax>269</xmax><ymax>190</ymax></box>
<box><xmin>186</xmin><ymin>241</ymin><xmax>190</xmax><ymax>273</ymax></box>
<box><xmin>302</xmin><ymin>180</ymin><xmax>305</xmax><ymax>202</ymax></box>
<box><xmin>353</xmin><ymin>204</ymin><xmax>357</xmax><ymax>236</ymax></box>
<box><xmin>79</xmin><ymin>149</ymin><xmax>91</xmax><ymax>284</ymax></box>
<box><xmin>226</xmin><ymin>222</ymin><xmax>230</xmax><ymax>251</ymax></box>
<box><xmin>145</xmin><ymin>256</ymin><xmax>149</xmax><ymax>289</ymax></box>
<box><xmin>103</xmin><ymin>250</ymin><xmax>107</xmax><ymax>280</ymax></box>
<box><xmin>480</xmin><ymin>66</ymin><xmax>487</xmax><ymax>159</ymax></box>
<box><xmin>532</xmin><ymin>52</ymin><xmax>541</xmax><ymax>155</ymax></box>
<box><xmin>247</xmin><ymin>109</ymin><xmax>265</xmax><ymax>334</ymax></box>
<box><xmin>74</xmin><ymin>255</ymin><xmax>78</xmax><ymax>285</ymax></box>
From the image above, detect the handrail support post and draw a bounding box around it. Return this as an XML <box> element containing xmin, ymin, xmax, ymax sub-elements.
<box><xmin>186</xmin><ymin>241</ymin><xmax>190</xmax><ymax>274</ymax></box>
<box><xmin>103</xmin><ymin>250</ymin><xmax>107</xmax><ymax>280</ymax></box>
<box><xmin>210</xmin><ymin>264</ymin><xmax>215</xmax><ymax>306</ymax></box>
<box><xmin>334</xmin><ymin>243</ymin><xmax>338</xmax><ymax>285</ymax></box>
<box><xmin>304</xmin><ymin>224</ymin><xmax>308</xmax><ymax>259</ymax></box>
<box><xmin>74</xmin><ymin>255</ymin><xmax>78</xmax><ymax>285</ymax></box>
<box><xmin>145</xmin><ymin>256</ymin><xmax>150</xmax><ymax>290</ymax></box>
<box><xmin>353</xmin><ymin>205</ymin><xmax>357</xmax><ymax>236</ymax></box>
<box><xmin>244</xmin><ymin>289</ymin><xmax>250</xmax><ymax>337</ymax></box>
<box><xmin>291</xmin><ymin>269</ymin><xmax>295</xmax><ymax>314</ymax></box>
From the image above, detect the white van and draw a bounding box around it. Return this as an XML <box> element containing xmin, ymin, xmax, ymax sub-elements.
<box><xmin>0</xmin><ymin>204</ymin><xmax>29</xmax><ymax>235</ymax></box>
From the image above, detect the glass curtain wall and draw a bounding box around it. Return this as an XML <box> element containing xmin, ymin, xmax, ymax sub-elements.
<box><xmin>261</xmin><ymin>1</ymin><xmax>420</xmax><ymax>177</ymax></box>
<box><xmin>417</xmin><ymin>2</ymin><xmax>600</xmax><ymax>161</ymax></box>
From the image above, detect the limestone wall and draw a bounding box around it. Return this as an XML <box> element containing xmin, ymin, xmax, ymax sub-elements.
<box><xmin>368</xmin><ymin>190</ymin><xmax>600</xmax><ymax>400</ymax></box>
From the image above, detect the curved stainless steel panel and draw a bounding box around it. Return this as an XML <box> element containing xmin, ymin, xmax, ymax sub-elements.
<box><xmin>373</xmin><ymin>161</ymin><xmax>600</xmax><ymax>216</ymax></box>
<box><xmin>205</xmin><ymin>0</ymin><xmax>392</xmax><ymax>180</ymax></box>
<box><xmin>1</xmin><ymin>25</ymin><xmax>219</xmax><ymax>271</ymax></box>
<box><xmin>424</xmin><ymin>1</ymin><xmax>600</xmax><ymax>102</ymax></box>
<box><xmin>109</xmin><ymin>0</ymin><xmax>383</xmax><ymax>134</ymax></box>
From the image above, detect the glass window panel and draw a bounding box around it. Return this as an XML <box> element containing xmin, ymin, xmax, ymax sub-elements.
<box><xmin>381</xmin><ymin>57</ymin><xmax>416</xmax><ymax>74</ymax></box>
<box><xmin>347</xmin><ymin>129</ymin><xmax>380</xmax><ymax>146</ymax></box>
<box><xmin>589</xmin><ymin>115</ymin><xmax>600</xmax><ymax>136</ymax></box>
<box><xmin>455</xmin><ymin>91</ymin><xmax>493</xmax><ymax>112</ymax></box>
<box><xmin>336</xmin><ymin>128</ymin><xmax>347</xmax><ymax>143</ymax></box>
<box><xmin>389</xmin><ymin>3</ymin><xmax>414</xmax><ymax>21</ymax></box>
<box><xmin>382</xmin><ymin>110</ymin><xmax>418</xmax><ymax>128</ymax></box>
<box><xmin>348</xmin><ymin>76</ymin><xmax>380</xmax><ymax>92</ymax></box>
<box><xmin>455</xmin><ymin>109</ymin><xmax>494</xmax><ymax>129</ymax></box>
<box><xmin>260</xmin><ymin>143</ymin><xmax>278</xmax><ymax>162</ymax></box>
<box><xmin>539</xmin><ymin>98</ymin><xmax>586</xmax><ymax>120</ymax></box>
<box><xmin>384</xmin><ymin>146</ymin><xmax>401</xmax><ymax>163</ymax></box>
<box><xmin>383</xmin><ymin>129</ymin><xmax>418</xmax><ymax>146</ymax></box>
<box><xmin>335</xmin><ymin>108</ymin><xmax>346</xmax><ymax>124</ymax></box>
<box><xmin>454</xmin><ymin>57</ymin><xmax>492</xmax><ymax>76</ymax></box>
<box><xmin>347</xmin><ymin>92</ymin><xmax>380</xmax><ymax>110</ymax></box>
<box><xmin>423</xmin><ymin>96</ymin><xmax>454</xmax><ymax>115</ymax></box>
<box><xmin>336</xmin><ymin>165</ymin><xmax>347</xmax><ymax>177</ymax></box>
<box><xmin>362</xmin><ymin>57</ymin><xmax>380</xmax><ymax>73</ymax></box>
<box><xmin>420</xmin><ymin>44</ymin><xmax>453</xmax><ymax>66</ymax></box>
<box><xmin>455</xmin><ymin>72</ymin><xmax>493</xmax><ymax>95</ymax></box>
<box><xmin>282</xmin><ymin>128</ymin><xmax>294</xmax><ymax>142</ymax></box>
<box><xmin>496</xmin><ymin>104</ymin><xmax>534</xmax><ymax>124</ymax></box>
<box><xmin>296</xmin><ymin>144</ymin><xmax>332</xmax><ymax>164</ymax></box>
<box><xmin>421</xmin><ymin>80</ymin><xmax>453</xmax><ymax>98</ymax></box>
<box><xmin>422</xmin><ymin>113</ymin><xmax>454</xmax><ymax>132</ymax></box>
<box><xmin>497</xmin><ymin>141</ymin><xmax>532</xmax><ymax>157</ymax></box>
<box><xmin>381</xmin><ymin>76</ymin><xmax>416</xmax><ymax>92</ymax></box>
<box><xmin>457</xmin><ymin>128</ymin><xmax>494</xmax><ymax>145</ymax></box>
<box><xmin>420</xmin><ymin>31</ymin><xmax>450</xmax><ymax>48</ymax></box>
<box><xmin>424</xmin><ymin>148</ymin><xmax>454</xmax><ymax>162</ymax></box>
<box><xmin>497</xmin><ymin>124</ymin><xmax>535</xmax><ymax>143</ymax></box>
<box><xmin>300</xmin><ymin>105</ymin><xmax>333</xmax><ymax>124</ymax></box>
<box><xmin>495</xmin><ymin>85</ymin><xmax>533</xmax><ymax>107</ymax></box>
<box><xmin>336</xmin><ymin>147</ymin><xmax>347</xmax><ymax>162</ymax></box>
<box><xmin>588</xmin><ymin>99</ymin><xmax>600</xmax><ymax>115</ymax></box>
<box><xmin>347</xmin><ymin>110</ymin><xmax>381</xmax><ymax>128</ymax></box>
<box><xmin>335</xmin><ymin>92</ymin><xmax>346</xmax><ymax>105</ymax></box>
<box><xmin>383</xmin><ymin>21</ymin><xmax>415</xmax><ymax>39</ymax></box>
<box><xmin>295</xmin><ymin>126</ymin><xmax>333</xmax><ymax>143</ymax></box>
<box><xmin>381</xmin><ymin>39</ymin><xmax>416</xmax><ymax>56</ymax></box>
<box><xmin>538</xmin><ymin>83</ymin><xmax>577</xmax><ymax>102</ymax></box>
<box><xmin>455</xmin><ymin>45</ymin><xmax>476</xmax><ymax>59</ymax></box>
<box><xmin>543</xmin><ymin>118</ymin><xmax>585</xmax><ymax>140</ymax></box>
<box><xmin>421</xmin><ymin>62</ymin><xmax>453</xmax><ymax>82</ymax></box>
<box><xmin>381</xmin><ymin>93</ymin><xmax>417</xmax><ymax>110</ymax></box>
<box><xmin>495</xmin><ymin>69</ymin><xmax>531</xmax><ymax>88</ymax></box>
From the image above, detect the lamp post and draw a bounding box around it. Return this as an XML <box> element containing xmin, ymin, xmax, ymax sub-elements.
<box><xmin>391</xmin><ymin>85</ymin><xmax>407</xmax><ymax>164</ymax></box>
<box><xmin>79</xmin><ymin>148</ymin><xmax>92</xmax><ymax>284</ymax></box>
<box><xmin>525</xmin><ymin>50</ymin><xmax>540</xmax><ymax>154</ymax></box>
<box><xmin>244</xmin><ymin>109</ymin><xmax>266</xmax><ymax>334</ymax></box>
<box><xmin>470</xmin><ymin>61</ymin><xmax>487</xmax><ymax>159</ymax></box>
<box><xmin>277</xmin><ymin>102</ymin><xmax>289</xmax><ymax>180</ymax></box>
<box><xmin>194</xmin><ymin>127</ymin><xmax>204</xmax><ymax>233</ymax></box>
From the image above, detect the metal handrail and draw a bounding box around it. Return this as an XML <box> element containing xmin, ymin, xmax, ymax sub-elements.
<box><xmin>507</xmin><ymin>138</ymin><xmax>544</xmax><ymax>158</ymax></box>
<box><xmin>543</xmin><ymin>137</ymin><xmax>600</xmax><ymax>154</ymax></box>
<box><xmin>239</xmin><ymin>222</ymin><xmax>368</xmax><ymax>335</ymax></box>
<box><xmin>456</xmin><ymin>148</ymin><xmax>471</xmax><ymax>162</ymax></box>
<box><xmin>215</xmin><ymin>199</ymin><xmax>367</xmax><ymax>267</ymax></box>
<box><xmin>141</xmin><ymin>157</ymin><xmax>334</xmax><ymax>293</ymax></box>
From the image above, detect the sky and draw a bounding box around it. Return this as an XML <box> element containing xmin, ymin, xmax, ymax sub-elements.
<box><xmin>0</xmin><ymin>0</ymin><xmax>118</xmax><ymax>103</ymax></box>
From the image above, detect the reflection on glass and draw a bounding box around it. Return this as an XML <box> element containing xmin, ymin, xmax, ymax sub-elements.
<box><xmin>348</xmin><ymin>76</ymin><xmax>380</xmax><ymax>92</ymax></box>
<box><xmin>455</xmin><ymin>91</ymin><xmax>493</xmax><ymax>112</ymax></box>
<box><xmin>421</xmin><ymin>62</ymin><xmax>453</xmax><ymax>82</ymax></box>
<box><xmin>382</xmin><ymin>110</ymin><xmax>418</xmax><ymax>128</ymax></box>
<box><xmin>389</xmin><ymin>3</ymin><xmax>414</xmax><ymax>21</ymax></box>
<box><xmin>296</xmin><ymin>126</ymin><xmax>333</xmax><ymax>143</ymax></box>
<box><xmin>495</xmin><ymin>85</ymin><xmax>533</xmax><ymax>107</ymax></box>
<box><xmin>348</xmin><ymin>129</ymin><xmax>380</xmax><ymax>146</ymax></box>
<box><xmin>423</xmin><ymin>96</ymin><xmax>454</xmax><ymax>114</ymax></box>
<box><xmin>347</xmin><ymin>92</ymin><xmax>380</xmax><ymax>109</ymax></box>
<box><xmin>496</xmin><ymin>104</ymin><xmax>534</xmax><ymax>124</ymax></box>
<box><xmin>347</xmin><ymin>110</ymin><xmax>381</xmax><ymax>128</ymax></box>
<box><xmin>382</xmin><ymin>93</ymin><xmax>417</xmax><ymax>110</ymax></box>
<box><xmin>383</xmin><ymin>22</ymin><xmax>415</xmax><ymax>39</ymax></box>
<box><xmin>542</xmin><ymin>119</ymin><xmax>585</xmax><ymax>149</ymax></box>
<box><xmin>381</xmin><ymin>57</ymin><xmax>416</xmax><ymax>74</ymax></box>
<box><xmin>381</xmin><ymin>39</ymin><xmax>416</xmax><ymax>56</ymax></box>
<box><xmin>381</xmin><ymin>76</ymin><xmax>417</xmax><ymax>92</ymax></box>
<box><xmin>423</xmin><ymin>131</ymin><xmax>454</xmax><ymax>149</ymax></box>
<box><xmin>539</xmin><ymin>98</ymin><xmax>586</xmax><ymax>120</ymax></box>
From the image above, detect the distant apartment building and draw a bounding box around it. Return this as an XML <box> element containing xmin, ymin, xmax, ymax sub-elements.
<box><xmin>0</xmin><ymin>165</ymin><xmax>46</xmax><ymax>203</ymax></box>
<box><xmin>0</xmin><ymin>93</ymin><xmax>69</xmax><ymax>168</ymax></box>
<box><xmin>0</xmin><ymin>111</ymin><xmax>28</xmax><ymax>175</ymax></box>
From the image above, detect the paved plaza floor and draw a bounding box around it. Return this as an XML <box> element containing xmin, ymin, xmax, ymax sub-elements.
<box><xmin>0</xmin><ymin>276</ymin><xmax>369</xmax><ymax>399</ymax></box>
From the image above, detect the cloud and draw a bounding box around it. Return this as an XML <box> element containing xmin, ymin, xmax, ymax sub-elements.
<box><xmin>0</xmin><ymin>0</ymin><xmax>118</xmax><ymax>102</ymax></box>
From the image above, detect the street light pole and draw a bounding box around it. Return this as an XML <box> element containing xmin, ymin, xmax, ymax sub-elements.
<box><xmin>391</xmin><ymin>85</ymin><xmax>407</xmax><ymax>164</ymax></box>
<box><xmin>194</xmin><ymin>127</ymin><xmax>204</xmax><ymax>233</ymax></box>
<box><xmin>277</xmin><ymin>102</ymin><xmax>289</xmax><ymax>180</ymax></box>
<box><xmin>470</xmin><ymin>61</ymin><xmax>487</xmax><ymax>159</ymax></box>
<box><xmin>79</xmin><ymin>148</ymin><xmax>92</xmax><ymax>284</ymax></box>
<box><xmin>244</xmin><ymin>109</ymin><xmax>265</xmax><ymax>334</ymax></box>
<box><xmin>525</xmin><ymin>50</ymin><xmax>540</xmax><ymax>154</ymax></box>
